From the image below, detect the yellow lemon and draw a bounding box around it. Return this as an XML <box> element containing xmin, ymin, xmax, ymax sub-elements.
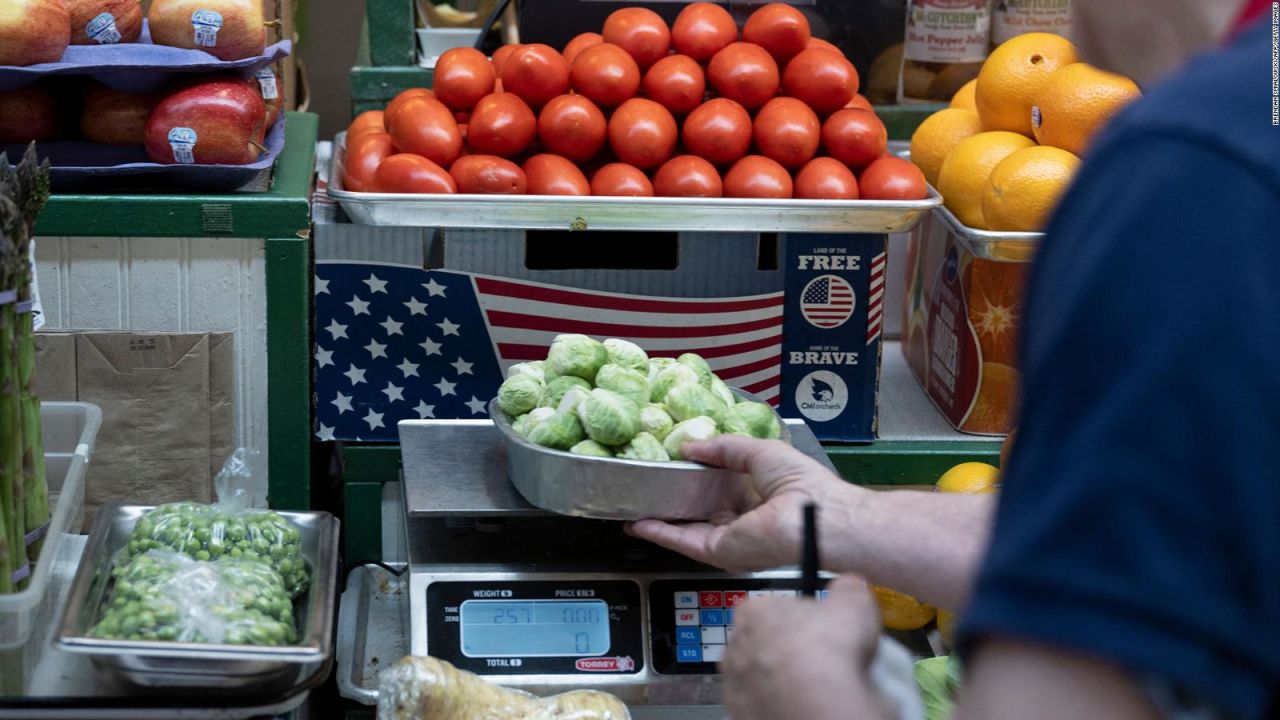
<box><xmin>1032</xmin><ymin>62</ymin><xmax>1141</xmax><ymax>156</ymax></box>
<box><xmin>871</xmin><ymin>585</ymin><xmax>937</xmax><ymax>632</ymax></box>
<box><xmin>975</xmin><ymin>32</ymin><xmax>1078</xmax><ymax>136</ymax></box>
<box><xmin>936</xmin><ymin>131</ymin><xmax>1035</xmax><ymax>229</ymax></box>
<box><xmin>950</xmin><ymin>79</ymin><xmax>977</xmax><ymax>111</ymax></box>
<box><xmin>936</xmin><ymin>462</ymin><xmax>1000</xmax><ymax>494</ymax></box>
<box><xmin>982</xmin><ymin>145</ymin><xmax>1081</xmax><ymax>232</ymax></box>
<box><xmin>909</xmin><ymin>108</ymin><xmax>985</xmax><ymax>188</ymax></box>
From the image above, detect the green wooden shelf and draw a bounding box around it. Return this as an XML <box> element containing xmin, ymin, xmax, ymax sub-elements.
<box><xmin>350</xmin><ymin>65</ymin><xmax>434</xmax><ymax>115</ymax></box>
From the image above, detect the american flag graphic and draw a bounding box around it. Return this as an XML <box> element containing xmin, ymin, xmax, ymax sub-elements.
<box><xmin>314</xmin><ymin>265</ymin><xmax>784</xmax><ymax>441</ymax></box>
<box><xmin>800</xmin><ymin>275</ymin><xmax>856</xmax><ymax>329</ymax></box>
<box><xmin>865</xmin><ymin>251</ymin><xmax>887</xmax><ymax>345</ymax></box>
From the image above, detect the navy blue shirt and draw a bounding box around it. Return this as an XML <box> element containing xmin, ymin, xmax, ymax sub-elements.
<box><xmin>959</xmin><ymin>21</ymin><xmax>1280</xmax><ymax>719</ymax></box>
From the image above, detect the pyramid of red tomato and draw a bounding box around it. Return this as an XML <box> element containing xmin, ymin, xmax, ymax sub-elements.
<box><xmin>342</xmin><ymin>2</ymin><xmax>927</xmax><ymax>200</ymax></box>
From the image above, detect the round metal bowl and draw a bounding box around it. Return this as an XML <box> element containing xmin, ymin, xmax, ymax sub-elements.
<box><xmin>490</xmin><ymin>393</ymin><xmax>791</xmax><ymax>521</ymax></box>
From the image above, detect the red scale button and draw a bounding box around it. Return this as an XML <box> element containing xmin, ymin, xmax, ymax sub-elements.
<box><xmin>724</xmin><ymin>591</ymin><xmax>748</xmax><ymax>608</ymax></box>
<box><xmin>699</xmin><ymin>591</ymin><xmax>723</xmax><ymax>608</ymax></box>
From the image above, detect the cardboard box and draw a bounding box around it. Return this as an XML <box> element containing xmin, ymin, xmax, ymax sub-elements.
<box><xmin>312</xmin><ymin>202</ymin><xmax>886</xmax><ymax>443</ymax></box>
<box><xmin>902</xmin><ymin>209</ymin><xmax>1031</xmax><ymax>435</ymax></box>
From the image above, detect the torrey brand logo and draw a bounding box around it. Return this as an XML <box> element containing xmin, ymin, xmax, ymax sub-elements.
<box><xmin>795</xmin><ymin>371</ymin><xmax>848</xmax><ymax>422</ymax></box>
<box><xmin>575</xmin><ymin>656</ymin><xmax>635</xmax><ymax>672</ymax></box>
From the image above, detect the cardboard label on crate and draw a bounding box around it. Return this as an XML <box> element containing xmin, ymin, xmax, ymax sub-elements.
<box><xmin>905</xmin><ymin>0</ymin><xmax>991</xmax><ymax>63</ymax></box>
<box><xmin>192</xmin><ymin>9</ymin><xmax>223</xmax><ymax>47</ymax></box>
<box><xmin>86</xmin><ymin>12</ymin><xmax>122</xmax><ymax>44</ymax></box>
<box><xmin>255</xmin><ymin>67</ymin><xmax>279</xmax><ymax>101</ymax></box>
<box><xmin>167</xmin><ymin>127</ymin><xmax>198</xmax><ymax>164</ymax></box>
<box><xmin>926</xmin><ymin>245</ymin><xmax>982</xmax><ymax>425</ymax></box>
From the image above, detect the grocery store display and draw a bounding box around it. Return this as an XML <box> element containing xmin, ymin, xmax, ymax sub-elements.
<box><xmin>981</xmin><ymin>145</ymin><xmax>1080</xmax><ymax>232</ymax></box>
<box><xmin>900</xmin><ymin>0</ymin><xmax>989</xmax><ymax>103</ymax></box>
<box><xmin>148</xmin><ymin>0</ymin><xmax>267</xmax><ymax>61</ymax></box>
<box><xmin>144</xmin><ymin>78</ymin><xmax>267</xmax><ymax>164</ymax></box>
<box><xmin>936</xmin><ymin>130</ymin><xmax>1035</xmax><ymax>229</ymax></box>
<box><xmin>65</xmin><ymin>0</ymin><xmax>143</xmax><ymax>45</ymax></box>
<box><xmin>80</xmin><ymin>83</ymin><xmax>154</xmax><ymax>144</ymax></box>
<box><xmin>908</xmin><ymin>108</ymin><xmax>984</xmax><ymax>188</ymax></box>
<box><xmin>0</xmin><ymin>85</ymin><xmax>58</xmax><ymax>144</ymax></box>
<box><xmin>1030</xmin><ymin>62</ymin><xmax>1141</xmax><ymax>155</ymax></box>
<box><xmin>949</xmin><ymin>79</ymin><xmax>977</xmax><ymax>111</ymax></box>
<box><xmin>379</xmin><ymin>655</ymin><xmax>631</xmax><ymax>720</ymax></box>
<box><xmin>341</xmin><ymin>3</ymin><xmax>927</xmax><ymax>202</ymax></box>
<box><xmin>935</xmin><ymin>462</ymin><xmax>1000</xmax><ymax>494</ymax></box>
<box><xmin>496</xmin><ymin>335</ymin><xmax>781</xmax><ymax>463</ymax></box>
<box><xmin>975</xmin><ymin>33</ymin><xmax>1078</xmax><ymax>136</ymax></box>
<box><xmin>0</xmin><ymin>0</ymin><xmax>71</xmax><ymax>66</ymax></box>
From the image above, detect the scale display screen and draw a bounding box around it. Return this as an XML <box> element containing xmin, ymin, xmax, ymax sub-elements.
<box><xmin>459</xmin><ymin>600</ymin><xmax>610</xmax><ymax>658</ymax></box>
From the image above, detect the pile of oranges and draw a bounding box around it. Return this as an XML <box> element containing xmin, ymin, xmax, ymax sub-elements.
<box><xmin>341</xmin><ymin>2</ymin><xmax>929</xmax><ymax>200</ymax></box>
<box><xmin>911</xmin><ymin>33</ymin><xmax>1141</xmax><ymax>232</ymax></box>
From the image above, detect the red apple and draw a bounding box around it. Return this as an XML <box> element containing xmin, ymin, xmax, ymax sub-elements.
<box><xmin>148</xmin><ymin>0</ymin><xmax>265</xmax><ymax>61</ymax></box>
<box><xmin>254</xmin><ymin>65</ymin><xmax>283</xmax><ymax>129</ymax></box>
<box><xmin>80</xmin><ymin>84</ymin><xmax>153</xmax><ymax>144</ymax></box>
<box><xmin>0</xmin><ymin>84</ymin><xmax>58</xmax><ymax>143</ymax></box>
<box><xmin>64</xmin><ymin>0</ymin><xmax>142</xmax><ymax>44</ymax></box>
<box><xmin>145</xmin><ymin>79</ymin><xmax>266</xmax><ymax>164</ymax></box>
<box><xmin>0</xmin><ymin>0</ymin><xmax>71</xmax><ymax>66</ymax></box>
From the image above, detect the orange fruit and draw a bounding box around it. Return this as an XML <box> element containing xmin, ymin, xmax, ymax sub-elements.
<box><xmin>936</xmin><ymin>462</ymin><xmax>1000</xmax><ymax>494</ymax></box>
<box><xmin>936</xmin><ymin>131</ymin><xmax>1035</xmax><ymax>229</ymax></box>
<box><xmin>1032</xmin><ymin>62</ymin><xmax>1141</xmax><ymax>156</ymax></box>
<box><xmin>965</xmin><ymin>362</ymin><xmax>1020</xmax><ymax>433</ymax></box>
<box><xmin>975</xmin><ymin>33</ymin><xmax>1078</xmax><ymax>137</ymax></box>
<box><xmin>909</xmin><ymin>108</ymin><xmax>984</xmax><ymax>188</ymax></box>
<box><xmin>950</xmin><ymin>79</ymin><xmax>977</xmax><ymax>111</ymax></box>
<box><xmin>982</xmin><ymin>145</ymin><xmax>1081</xmax><ymax>232</ymax></box>
<box><xmin>871</xmin><ymin>585</ymin><xmax>936</xmax><ymax>631</ymax></box>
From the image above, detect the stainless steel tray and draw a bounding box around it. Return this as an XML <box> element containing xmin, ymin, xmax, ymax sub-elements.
<box><xmin>930</xmin><ymin>203</ymin><xmax>1042</xmax><ymax>262</ymax></box>
<box><xmin>491</xmin><ymin>395</ymin><xmax>792</xmax><ymax>521</ymax></box>
<box><xmin>328</xmin><ymin>133</ymin><xmax>941</xmax><ymax>233</ymax></box>
<box><xmin>56</xmin><ymin>505</ymin><xmax>340</xmax><ymax>695</ymax></box>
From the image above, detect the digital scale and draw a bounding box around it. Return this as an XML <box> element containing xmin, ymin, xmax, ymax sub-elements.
<box><xmin>397</xmin><ymin>419</ymin><xmax>838</xmax><ymax>715</ymax></box>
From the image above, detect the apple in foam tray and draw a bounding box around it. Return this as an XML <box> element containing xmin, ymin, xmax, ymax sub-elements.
<box><xmin>80</xmin><ymin>83</ymin><xmax>154</xmax><ymax>145</ymax></box>
<box><xmin>145</xmin><ymin>79</ymin><xmax>266</xmax><ymax>164</ymax></box>
<box><xmin>0</xmin><ymin>0</ymin><xmax>72</xmax><ymax>66</ymax></box>
<box><xmin>148</xmin><ymin>0</ymin><xmax>266</xmax><ymax>61</ymax></box>
<box><xmin>64</xmin><ymin>0</ymin><xmax>142</xmax><ymax>44</ymax></box>
<box><xmin>0</xmin><ymin>84</ymin><xmax>59</xmax><ymax>144</ymax></box>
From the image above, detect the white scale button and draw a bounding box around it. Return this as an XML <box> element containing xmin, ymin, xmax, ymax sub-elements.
<box><xmin>674</xmin><ymin>592</ymin><xmax>699</xmax><ymax>608</ymax></box>
<box><xmin>747</xmin><ymin>590</ymin><xmax>770</xmax><ymax>599</ymax></box>
<box><xmin>701</xmin><ymin>644</ymin><xmax>725</xmax><ymax>663</ymax></box>
<box><xmin>726</xmin><ymin>627</ymin><xmax>734</xmax><ymax>643</ymax></box>
<box><xmin>771</xmin><ymin>590</ymin><xmax>797</xmax><ymax>597</ymax></box>
<box><xmin>675</xmin><ymin>610</ymin><xmax>700</xmax><ymax>626</ymax></box>
<box><xmin>700</xmin><ymin>626</ymin><xmax>727</xmax><ymax>644</ymax></box>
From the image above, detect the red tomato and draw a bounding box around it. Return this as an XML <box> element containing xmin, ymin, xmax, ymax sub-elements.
<box><xmin>384</xmin><ymin>88</ymin><xmax>434</xmax><ymax>132</ymax></box>
<box><xmin>671</xmin><ymin>2</ymin><xmax>738</xmax><ymax>63</ymax></box>
<box><xmin>723</xmin><ymin>155</ymin><xmax>793</xmax><ymax>198</ymax></box>
<box><xmin>388</xmin><ymin>96</ymin><xmax>463</xmax><ymax>167</ymax></box>
<box><xmin>590</xmin><ymin>163</ymin><xmax>655</xmax><ymax>196</ymax></box>
<box><xmin>753</xmin><ymin>97</ymin><xmax>820</xmax><ymax>168</ymax></box>
<box><xmin>681</xmin><ymin>98</ymin><xmax>753</xmax><ymax>166</ymax></box>
<box><xmin>601</xmin><ymin>7</ymin><xmax>671</xmax><ymax>69</ymax></box>
<box><xmin>491</xmin><ymin>44</ymin><xmax>520</xmax><ymax>77</ymax></box>
<box><xmin>522</xmin><ymin>154</ymin><xmax>591</xmax><ymax>195</ymax></box>
<box><xmin>743</xmin><ymin>3</ymin><xmax>811</xmax><ymax>63</ymax></box>
<box><xmin>348</xmin><ymin>110</ymin><xmax>384</xmax><ymax>135</ymax></box>
<box><xmin>570</xmin><ymin>43</ymin><xmax>641</xmax><ymax>109</ymax></box>
<box><xmin>372</xmin><ymin>153</ymin><xmax>456</xmax><ymax>193</ymax></box>
<box><xmin>450</xmin><ymin>154</ymin><xmax>528</xmax><ymax>194</ymax></box>
<box><xmin>707</xmin><ymin>42</ymin><xmax>779</xmax><ymax>111</ymax></box>
<box><xmin>347</xmin><ymin>122</ymin><xmax>389</xmax><ymax>144</ymax></box>
<box><xmin>501</xmin><ymin>44</ymin><xmax>570</xmax><ymax>109</ymax></box>
<box><xmin>845</xmin><ymin>94</ymin><xmax>874</xmax><ymax>112</ymax></box>
<box><xmin>607</xmin><ymin>97</ymin><xmax>678</xmax><ymax>169</ymax></box>
<box><xmin>794</xmin><ymin>157</ymin><xmax>859</xmax><ymax>199</ymax></box>
<box><xmin>642</xmin><ymin>55</ymin><xmax>706</xmax><ymax>116</ymax></box>
<box><xmin>859</xmin><ymin>155</ymin><xmax>928</xmax><ymax>200</ymax></box>
<box><xmin>821</xmin><ymin>108</ymin><xmax>887</xmax><ymax>169</ymax></box>
<box><xmin>782</xmin><ymin>47</ymin><xmax>859</xmax><ymax>116</ymax></box>
<box><xmin>563</xmin><ymin>32</ymin><xmax>603</xmax><ymax>65</ymax></box>
<box><xmin>806</xmin><ymin>37</ymin><xmax>841</xmax><ymax>54</ymax></box>
<box><xmin>433</xmin><ymin>47</ymin><xmax>496</xmax><ymax>112</ymax></box>
<box><xmin>653</xmin><ymin>155</ymin><xmax>723</xmax><ymax>197</ymax></box>
<box><xmin>343</xmin><ymin>132</ymin><xmax>395</xmax><ymax>192</ymax></box>
<box><xmin>468</xmin><ymin>92</ymin><xmax>537</xmax><ymax>158</ymax></box>
<box><xmin>537</xmin><ymin>94</ymin><xmax>607</xmax><ymax>162</ymax></box>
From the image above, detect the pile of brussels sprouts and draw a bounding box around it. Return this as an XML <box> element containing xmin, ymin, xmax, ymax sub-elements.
<box><xmin>496</xmin><ymin>335</ymin><xmax>782</xmax><ymax>462</ymax></box>
<box><xmin>90</xmin><ymin>550</ymin><xmax>297</xmax><ymax>646</ymax></box>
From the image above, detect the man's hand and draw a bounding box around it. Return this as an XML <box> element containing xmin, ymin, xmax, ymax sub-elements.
<box><xmin>721</xmin><ymin>576</ymin><xmax>890</xmax><ymax>720</ymax></box>
<box><xmin>627</xmin><ymin>435</ymin><xmax>852</xmax><ymax>572</ymax></box>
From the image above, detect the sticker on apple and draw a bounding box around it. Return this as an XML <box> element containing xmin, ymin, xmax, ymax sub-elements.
<box><xmin>86</xmin><ymin>13</ymin><xmax>122</xmax><ymax>45</ymax></box>
<box><xmin>255</xmin><ymin>67</ymin><xmax>279</xmax><ymax>101</ymax></box>
<box><xmin>191</xmin><ymin>9</ymin><xmax>224</xmax><ymax>47</ymax></box>
<box><xmin>168</xmin><ymin>127</ymin><xmax>198</xmax><ymax>164</ymax></box>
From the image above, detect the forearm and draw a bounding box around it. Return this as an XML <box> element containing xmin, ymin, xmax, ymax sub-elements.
<box><xmin>819</xmin><ymin>484</ymin><xmax>996</xmax><ymax>610</ymax></box>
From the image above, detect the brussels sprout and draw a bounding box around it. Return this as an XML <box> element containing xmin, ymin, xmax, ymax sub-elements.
<box><xmin>710</xmin><ymin>376</ymin><xmax>737</xmax><ymax>407</ymax></box>
<box><xmin>617</xmin><ymin>432</ymin><xmax>670</xmax><ymax>462</ymax></box>
<box><xmin>547</xmin><ymin>334</ymin><xmax>609</xmax><ymax>383</ymax></box>
<box><xmin>721</xmin><ymin>401</ymin><xmax>782</xmax><ymax>439</ymax></box>
<box><xmin>677</xmin><ymin>353</ymin><xmax>714</xmax><ymax>388</ymax></box>
<box><xmin>595</xmin><ymin>364</ymin><xmax>651</xmax><ymax>408</ymax></box>
<box><xmin>497</xmin><ymin>373</ymin><xmax>544</xmax><ymax>416</ymax></box>
<box><xmin>647</xmin><ymin>357</ymin><xmax>676</xmax><ymax>383</ymax></box>
<box><xmin>511</xmin><ymin>413</ymin><xmax>531</xmax><ymax>435</ymax></box>
<box><xmin>527</xmin><ymin>412</ymin><xmax>586</xmax><ymax>450</ymax></box>
<box><xmin>576</xmin><ymin>388</ymin><xmax>642</xmax><ymax>446</ymax></box>
<box><xmin>663</xmin><ymin>416</ymin><xmax>719</xmax><ymax>460</ymax></box>
<box><xmin>650</xmin><ymin>363</ymin><xmax>700</xmax><ymax>403</ymax></box>
<box><xmin>603</xmin><ymin>338</ymin><xmax>649</xmax><ymax>372</ymax></box>
<box><xmin>557</xmin><ymin>385</ymin><xmax>592</xmax><ymax>415</ymax></box>
<box><xmin>517</xmin><ymin>407</ymin><xmax>556</xmax><ymax>437</ymax></box>
<box><xmin>639</xmin><ymin>403</ymin><xmax>675</xmax><ymax>441</ymax></box>
<box><xmin>507</xmin><ymin>361</ymin><xmax>547</xmax><ymax>383</ymax></box>
<box><xmin>570</xmin><ymin>439</ymin><xmax>614</xmax><ymax>458</ymax></box>
<box><xmin>542</xmin><ymin>375</ymin><xmax>591</xmax><ymax>408</ymax></box>
<box><xmin>665</xmin><ymin>383</ymin><xmax>729</xmax><ymax>424</ymax></box>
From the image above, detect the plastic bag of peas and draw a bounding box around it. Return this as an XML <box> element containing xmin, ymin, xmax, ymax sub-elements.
<box><xmin>90</xmin><ymin>550</ymin><xmax>297</xmax><ymax>646</ymax></box>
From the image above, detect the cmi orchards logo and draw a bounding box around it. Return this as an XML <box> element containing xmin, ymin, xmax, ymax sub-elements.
<box><xmin>795</xmin><ymin>371</ymin><xmax>848</xmax><ymax>422</ymax></box>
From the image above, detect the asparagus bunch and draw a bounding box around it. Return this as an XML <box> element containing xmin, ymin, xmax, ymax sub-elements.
<box><xmin>0</xmin><ymin>146</ymin><xmax>51</xmax><ymax>593</ymax></box>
